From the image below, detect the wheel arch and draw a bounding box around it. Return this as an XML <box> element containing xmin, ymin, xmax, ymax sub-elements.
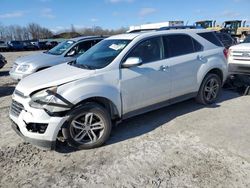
<box><xmin>205</xmin><ymin>68</ymin><xmax>223</xmax><ymax>83</ymax></box>
<box><xmin>198</xmin><ymin>66</ymin><xmax>225</xmax><ymax>90</ymax></box>
<box><xmin>73</xmin><ymin>96</ymin><xmax>121</xmax><ymax>120</ymax></box>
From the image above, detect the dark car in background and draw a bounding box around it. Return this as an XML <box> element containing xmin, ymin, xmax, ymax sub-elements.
<box><xmin>215</xmin><ymin>32</ymin><xmax>237</xmax><ymax>49</ymax></box>
<box><xmin>0</xmin><ymin>41</ymin><xmax>9</xmax><ymax>52</ymax></box>
<box><xmin>36</xmin><ymin>41</ymin><xmax>49</xmax><ymax>50</ymax></box>
<box><xmin>0</xmin><ymin>54</ymin><xmax>7</xmax><ymax>69</ymax></box>
<box><xmin>46</xmin><ymin>41</ymin><xmax>59</xmax><ymax>49</ymax></box>
<box><xmin>7</xmin><ymin>41</ymin><xmax>24</xmax><ymax>51</ymax></box>
<box><xmin>243</xmin><ymin>36</ymin><xmax>250</xmax><ymax>43</ymax></box>
<box><xmin>23</xmin><ymin>41</ymin><xmax>39</xmax><ymax>51</ymax></box>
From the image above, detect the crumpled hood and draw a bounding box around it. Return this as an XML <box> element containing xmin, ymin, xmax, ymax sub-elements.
<box><xmin>15</xmin><ymin>52</ymin><xmax>65</xmax><ymax>66</ymax></box>
<box><xmin>230</xmin><ymin>43</ymin><xmax>250</xmax><ymax>51</ymax></box>
<box><xmin>16</xmin><ymin>63</ymin><xmax>95</xmax><ymax>96</ymax></box>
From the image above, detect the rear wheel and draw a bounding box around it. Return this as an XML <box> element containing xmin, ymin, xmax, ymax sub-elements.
<box><xmin>62</xmin><ymin>103</ymin><xmax>112</xmax><ymax>149</ymax></box>
<box><xmin>196</xmin><ymin>73</ymin><xmax>222</xmax><ymax>105</ymax></box>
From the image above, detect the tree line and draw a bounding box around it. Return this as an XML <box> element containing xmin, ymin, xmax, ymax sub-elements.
<box><xmin>0</xmin><ymin>23</ymin><xmax>53</xmax><ymax>41</ymax></box>
<box><xmin>0</xmin><ymin>23</ymin><xmax>128</xmax><ymax>41</ymax></box>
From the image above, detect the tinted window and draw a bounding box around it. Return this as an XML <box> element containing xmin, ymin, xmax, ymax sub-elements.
<box><xmin>126</xmin><ymin>37</ymin><xmax>162</xmax><ymax>63</ymax></box>
<box><xmin>198</xmin><ymin>32</ymin><xmax>223</xmax><ymax>47</ymax></box>
<box><xmin>243</xmin><ymin>36</ymin><xmax>250</xmax><ymax>43</ymax></box>
<box><xmin>75</xmin><ymin>41</ymin><xmax>93</xmax><ymax>55</ymax></box>
<box><xmin>163</xmin><ymin>35</ymin><xmax>196</xmax><ymax>58</ymax></box>
<box><xmin>215</xmin><ymin>33</ymin><xmax>234</xmax><ymax>48</ymax></box>
<box><xmin>70</xmin><ymin>39</ymin><xmax>102</xmax><ymax>56</ymax></box>
<box><xmin>193</xmin><ymin>39</ymin><xmax>203</xmax><ymax>52</ymax></box>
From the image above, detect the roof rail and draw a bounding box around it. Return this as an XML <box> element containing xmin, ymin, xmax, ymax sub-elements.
<box><xmin>127</xmin><ymin>25</ymin><xmax>204</xmax><ymax>33</ymax></box>
<box><xmin>127</xmin><ymin>29</ymin><xmax>157</xmax><ymax>33</ymax></box>
<box><xmin>158</xmin><ymin>25</ymin><xmax>203</xmax><ymax>31</ymax></box>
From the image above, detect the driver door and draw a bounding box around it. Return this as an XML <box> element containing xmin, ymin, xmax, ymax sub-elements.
<box><xmin>120</xmin><ymin>36</ymin><xmax>171</xmax><ymax>115</ymax></box>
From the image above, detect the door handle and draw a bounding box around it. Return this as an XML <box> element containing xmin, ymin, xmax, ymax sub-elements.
<box><xmin>197</xmin><ymin>55</ymin><xmax>207</xmax><ymax>63</ymax></box>
<box><xmin>159</xmin><ymin>65</ymin><xmax>169</xmax><ymax>71</ymax></box>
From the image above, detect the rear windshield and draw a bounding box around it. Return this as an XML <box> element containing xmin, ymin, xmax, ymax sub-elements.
<box><xmin>198</xmin><ymin>32</ymin><xmax>223</xmax><ymax>47</ymax></box>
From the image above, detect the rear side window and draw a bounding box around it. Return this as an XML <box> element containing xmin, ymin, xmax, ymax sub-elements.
<box><xmin>198</xmin><ymin>32</ymin><xmax>223</xmax><ymax>47</ymax></box>
<box><xmin>163</xmin><ymin>34</ymin><xmax>202</xmax><ymax>58</ymax></box>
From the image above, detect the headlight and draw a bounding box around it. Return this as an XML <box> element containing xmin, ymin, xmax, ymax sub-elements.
<box><xmin>29</xmin><ymin>87</ymin><xmax>71</xmax><ymax>113</ymax></box>
<box><xmin>17</xmin><ymin>64</ymin><xmax>30</xmax><ymax>72</ymax></box>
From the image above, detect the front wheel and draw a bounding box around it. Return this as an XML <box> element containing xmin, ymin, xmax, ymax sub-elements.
<box><xmin>196</xmin><ymin>73</ymin><xmax>222</xmax><ymax>105</ymax></box>
<box><xmin>62</xmin><ymin>103</ymin><xmax>112</xmax><ymax>149</ymax></box>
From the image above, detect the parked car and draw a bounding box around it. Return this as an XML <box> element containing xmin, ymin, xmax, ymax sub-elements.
<box><xmin>9</xmin><ymin>29</ymin><xmax>228</xmax><ymax>150</ymax></box>
<box><xmin>228</xmin><ymin>42</ymin><xmax>250</xmax><ymax>75</ymax></box>
<box><xmin>243</xmin><ymin>35</ymin><xmax>250</xmax><ymax>43</ymax></box>
<box><xmin>215</xmin><ymin>32</ymin><xmax>237</xmax><ymax>49</ymax></box>
<box><xmin>0</xmin><ymin>53</ymin><xmax>7</xmax><ymax>69</ymax></box>
<box><xmin>37</xmin><ymin>41</ymin><xmax>49</xmax><ymax>50</ymax></box>
<box><xmin>23</xmin><ymin>41</ymin><xmax>39</xmax><ymax>51</ymax></box>
<box><xmin>0</xmin><ymin>41</ymin><xmax>9</xmax><ymax>52</ymax></box>
<box><xmin>46</xmin><ymin>41</ymin><xmax>59</xmax><ymax>49</ymax></box>
<box><xmin>7</xmin><ymin>41</ymin><xmax>24</xmax><ymax>51</ymax></box>
<box><xmin>9</xmin><ymin>36</ymin><xmax>105</xmax><ymax>80</ymax></box>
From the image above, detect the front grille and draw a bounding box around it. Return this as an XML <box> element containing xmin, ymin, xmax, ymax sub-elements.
<box><xmin>10</xmin><ymin>100</ymin><xmax>24</xmax><ymax>117</ymax></box>
<box><xmin>232</xmin><ymin>51</ymin><xmax>250</xmax><ymax>58</ymax></box>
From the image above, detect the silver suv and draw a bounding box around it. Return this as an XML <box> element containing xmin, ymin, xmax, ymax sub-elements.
<box><xmin>9</xmin><ymin>36</ymin><xmax>104</xmax><ymax>80</ymax></box>
<box><xmin>9</xmin><ymin>29</ymin><xmax>228</xmax><ymax>150</ymax></box>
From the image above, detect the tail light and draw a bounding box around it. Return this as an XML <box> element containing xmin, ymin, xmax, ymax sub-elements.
<box><xmin>223</xmin><ymin>48</ymin><xmax>229</xmax><ymax>59</ymax></box>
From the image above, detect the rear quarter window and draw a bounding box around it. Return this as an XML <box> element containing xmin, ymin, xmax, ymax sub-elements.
<box><xmin>198</xmin><ymin>32</ymin><xmax>223</xmax><ymax>47</ymax></box>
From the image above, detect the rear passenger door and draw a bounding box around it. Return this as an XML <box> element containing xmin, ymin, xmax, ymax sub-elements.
<box><xmin>163</xmin><ymin>34</ymin><xmax>204</xmax><ymax>98</ymax></box>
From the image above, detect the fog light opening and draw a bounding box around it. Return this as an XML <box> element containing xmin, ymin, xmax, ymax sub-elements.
<box><xmin>26</xmin><ymin>123</ymin><xmax>48</xmax><ymax>134</ymax></box>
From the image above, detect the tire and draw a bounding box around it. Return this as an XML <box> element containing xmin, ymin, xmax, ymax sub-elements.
<box><xmin>196</xmin><ymin>73</ymin><xmax>222</xmax><ymax>105</ymax></box>
<box><xmin>62</xmin><ymin>102</ymin><xmax>112</xmax><ymax>150</ymax></box>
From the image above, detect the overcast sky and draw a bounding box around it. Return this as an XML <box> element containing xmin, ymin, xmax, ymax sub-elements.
<box><xmin>0</xmin><ymin>0</ymin><xmax>250</xmax><ymax>32</ymax></box>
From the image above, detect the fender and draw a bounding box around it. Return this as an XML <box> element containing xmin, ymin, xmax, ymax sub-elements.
<box><xmin>196</xmin><ymin>55</ymin><xmax>227</xmax><ymax>90</ymax></box>
<box><xmin>59</xmin><ymin>79</ymin><xmax>122</xmax><ymax>117</ymax></box>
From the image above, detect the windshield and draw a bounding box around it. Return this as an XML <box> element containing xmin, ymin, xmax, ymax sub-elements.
<box><xmin>74</xmin><ymin>39</ymin><xmax>131</xmax><ymax>69</ymax></box>
<box><xmin>47</xmin><ymin>40</ymin><xmax>75</xmax><ymax>55</ymax></box>
<box><xmin>243</xmin><ymin>36</ymin><xmax>250</xmax><ymax>43</ymax></box>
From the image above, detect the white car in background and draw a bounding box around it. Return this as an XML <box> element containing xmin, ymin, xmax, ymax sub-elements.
<box><xmin>228</xmin><ymin>42</ymin><xmax>250</xmax><ymax>75</ymax></box>
<box><xmin>9</xmin><ymin>29</ymin><xmax>228</xmax><ymax>150</ymax></box>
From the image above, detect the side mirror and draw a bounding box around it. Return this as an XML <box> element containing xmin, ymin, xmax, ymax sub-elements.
<box><xmin>122</xmin><ymin>57</ymin><xmax>142</xmax><ymax>68</ymax></box>
<box><xmin>67</xmin><ymin>50</ymin><xmax>76</xmax><ymax>56</ymax></box>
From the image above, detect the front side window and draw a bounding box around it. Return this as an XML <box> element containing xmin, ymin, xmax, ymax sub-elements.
<box><xmin>47</xmin><ymin>40</ymin><xmax>75</xmax><ymax>55</ymax></box>
<box><xmin>163</xmin><ymin>34</ymin><xmax>196</xmax><ymax>58</ymax></box>
<box><xmin>74</xmin><ymin>39</ymin><xmax>130</xmax><ymax>69</ymax></box>
<box><xmin>73</xmin><ymin>39</ymin><xmax>102</xmax><ymax>56</ymax></box>
<box><xmin>126</xmin><ymin>37</ymin><xmax>163</xmax><ymax>64</ymax></box>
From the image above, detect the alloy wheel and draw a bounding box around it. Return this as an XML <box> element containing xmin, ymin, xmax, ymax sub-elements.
<box><xmin>204</xmin><ymin>78</ymin><xmax>220</xmax><ymax>102</ymax></box>
<box><xmin>70</xmin><ymin>112</ymin><xmax>105</xmax><ymax>144</ymax></box>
